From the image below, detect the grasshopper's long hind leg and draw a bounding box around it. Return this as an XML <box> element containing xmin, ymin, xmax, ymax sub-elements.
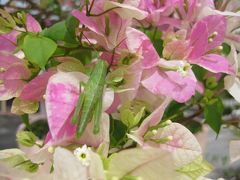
<box><xmin>93</xmin><ymin>93</ymin><xmax>103</xmax><ymax>134</ymax></box>
<box><xmin>71</xmin><ymin>83</ymin><xmax>84</xmax><ymax>124</ymax></box>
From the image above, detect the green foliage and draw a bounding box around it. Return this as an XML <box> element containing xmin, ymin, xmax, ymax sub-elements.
<box><xmin>176</xmin><ymin>156</ymin><xmax>212</xmax><ymax>179</ymax></box>
<box><xmin>185</xmin><ymin>121</ymin><xmax>202</xmax><ymax>134</ymax></box>
<box><xmin>69</xmin><ymin>49</ymin><xmax>93</xmax><ymax>65</ymax></box>
<box><xmin>163</xmin><ymin>101</ymin><xmax>185</xmax><ymax>121</ymax></box>
<box><xmin>110</xmin><ymin>117</ymin><xmax>128</xmax><ymax>148</ymax></box>
<box><xmin>204</xmin><ymin>97</ymin><xmax>224</xmax><ymax>134</ymax></box>
<box><xmin>192</xmin><ymin>65</ymin><xmax>207</xmax><ymax>82</ymax></box>
<box><xmin>41</xmin><ymin>16</ymin><xmax>79</xmax><ymax>46</ymax></box>
<box><xmin>146</xmin><ymin>28</ymin><xmax>164</xmax><ymax>57</ymax></box>
<box><xmin>29</xmin><ymin>119</ymin><xmax>49</xmax><ymax>139</ymax></box>
<box><xmin>23</xmin><ymin>34</ymin><xmax>57</xmax><ymax>69</ymax></box>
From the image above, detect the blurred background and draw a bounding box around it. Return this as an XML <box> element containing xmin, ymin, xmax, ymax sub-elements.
<box><xmin>0</xmin><ymin>0</ymin><xmax>240</xmax><ymax>179</ymax></box>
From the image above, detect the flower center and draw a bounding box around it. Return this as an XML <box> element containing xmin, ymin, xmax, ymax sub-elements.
<box><xmin>80</xmin><ymin>153</ymin><xmax>86</xmax><ymax>159</ymax></box>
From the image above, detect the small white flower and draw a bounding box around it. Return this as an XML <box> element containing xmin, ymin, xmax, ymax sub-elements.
<box><xmin>73</xmin><ymin>145</ymin><xmax>91</xmax><ymax>166</ymax></box>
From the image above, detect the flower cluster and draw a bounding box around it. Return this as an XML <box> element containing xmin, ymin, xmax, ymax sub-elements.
<box><xmin>0</xmin><ymin>0</ymin><xmax>240</xmax><ymax>179</ymax></box>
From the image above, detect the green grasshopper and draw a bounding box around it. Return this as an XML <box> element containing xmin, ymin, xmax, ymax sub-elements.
<box><xmin>72</xmin><ymin>60</ymin><xmax>108</xmax><ymax>138</ymax></box>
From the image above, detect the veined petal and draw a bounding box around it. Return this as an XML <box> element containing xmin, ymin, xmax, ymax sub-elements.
<box><xmin>53</xmin><ymin>147</ymin><xmax>88</xmax><ymax>179</ymax></box>
<box><xmin>26</xmin><ymin>14</ymin><xmax>42</xmax><ymax>33</ymax></box>
<box><xmin>45</xmin><ymin>72</ymin><xmax>88</xmax><ymax>139</ymax></box>
<box><xmin>188</xmin><ymin>21</ymin><xmax>208</xmax><ymax>59</ymax></box>
<box><xmin>104</xmin><ymin>1</ymin><xmax>148</xmax><ymax>20</ymax></box>
<box><xmin>126</xmin><ymin>27</ymin><xmax>159</xmax><ymax>69</ymax></box>
<box><xmin>224</xmin><ymin>76</ymin><xmax>240</xmax><ymax>103</ymax></box>
<box><xmin>0</xmin><ymin>31</ymin><xmax>18</xmax><ymax>52</ymax></box>
<box><xmin>201</xmin><ymin>15</ymin><xmax>227</xmax><ymax>51</ymax></box>
<box><xmin>191</xmin><ymin>54</ymin><xmax>235</xmax><ymax>74</ymax></box>
<box><xmin>142</xmin><ymin>69</ymin><xmax>197</xmax><ymax>103</ymax></box>
<box><xmin>20</xmin><ymin>70</ymin><xmax>56</xmax><ymax>101</ymax></box>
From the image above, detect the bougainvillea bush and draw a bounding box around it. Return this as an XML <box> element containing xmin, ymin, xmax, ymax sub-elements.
<box><xmin>0</xmin><ymin>0</ymin><xmax>240</xmax><ymax>179</ymax></box>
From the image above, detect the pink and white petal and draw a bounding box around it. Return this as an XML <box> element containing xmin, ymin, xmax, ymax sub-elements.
<box><xmin>45</xmin><ymin>72</ymin><xmax>88</xmax><ymax>139</ymax></box>
<box><xmin>163</xmin><ymin>40</ymin><xmax>190</xmax><ymax>60</ymax></box>
<box><xmin>0</xmin><ymin>31</ymin><xmax>18</xmax><ymax>52</ymax></box>
<box><xmin>133</xmin><ymin>97</ymin><xmax>171</xmax><ymax>138</ymax></box>
<box><xmin>105</xmin><ymin>93</ymin><xmax>121</xmax><ymax>114</ymax></box>
<box><xmin>46</xmin><ymin>113</ymin><xmax>110</xmax><ymax>152</ymax></box>
<box><xmin>53</xmin><ymin>147</ymin><xmax>88</xmax><ymax>179</ymax></box>
<box><xmin>126</xmin><ymin>27</ymin><xmax>159</xmax><ymax>68</ymax></box>
<box><xmin>196</xmin><ymin>81</ymin><xmax>204</xmax><ymax>94</ymax></box>
<box><xmin>104</xmin><ymin>1</ymin><xmax>148</xmax><ymax>20</ymax></box>
<box><xmin>201</xmin><ymin>15</ymin><xmax>227</xmax><ymax>51</ymax></box>
<box><xmin>71</xmin><ymin>10</ymin><xmax>105</xmax><ymax>35</ymax></box>
<box><xmin>3</xmin><ymin>63</ymin><xmax>31</xmax><ymax>81</ymax></box>
<box><xmin>191</xmin><ymin>54</ymin><xmax>235</xmax><ymax>74</ymax></box>
<box><xmin>147</xmin><ymin>123</ymin><xmax>202</xmax><ymax>166</ymax></box>
<box><xmin>77</xmin><ymin>113</ymin><xmax>110</xmax><ymax>152</ymax></box>
<box><xmin>188</xmin><ymin>21</ymin><xmax>208</xmax><ymax>59</ymax></box>
<box><xmin>118</xmin><ymin>61</ymin><xmax>143</xmax><ymax>102</ymax></box>
<box><xmin>0</xmin><ymin>85</ymin><xmax>17</xmax><ymax>100</ymax></box>
<box><xmin>100</xmin><ymin>51</ymin><xmax>121</xmax><ymax>66</ymax></box>
<box><xmin>103</xmin><ymin>88</ymin><xmax>114</xmax><ymax>111</ymax></box>
<box><xmin>89</xmin><ymin>150</ymin><xmax>105</xmax><ymax>179</ymax></box>
<box><xmin>3</xmin><ymin>80</ymin><xmax>26</xmax><ymax>98</ymax></box>
<box><xmin>126</xmin><ymin>27</ymin><xmax>146</xmax><ymax>52</ymax></box>
<box><xmin>26</xmin><ymin>14</ymin><xmax>42</xmax><ymax>33</ymax></box>
<box><xmin>20</xmin><ymin>69</ymin><xmax>56</xmax><ymax>101</ymax></box>
<box><xmin>156</xmin><ymin>16</ymin><xmax>181</xmax><ymax>28</ymax></box>
<box><xmin>224</xmin><ymin>76</ymin><xmax>240</xmax><ymax>103</ymax></box>
<box><xmin>142</xmin><ymin>69</ymin><xmax>197</xmax><ymax>103</ymax></box>
<box><xmin>0</xmin><ymin>52</ymin><xmax>22</xmax><ymax>69</ymax></box>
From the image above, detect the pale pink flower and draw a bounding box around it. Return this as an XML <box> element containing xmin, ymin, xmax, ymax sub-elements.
<box><xmin>187</xmin><ymin>15</ymin><xmax>234</xmax><ymax>74</ymax></box>
<box><xmin>126</xmin><ymin>27</ymin><xmax>198</xmax><ymax>102</ymax></box>
<box><xmin>72</xmin><ymin>0</ymin><xmax>147</xmax><ymax>51</ymax></box>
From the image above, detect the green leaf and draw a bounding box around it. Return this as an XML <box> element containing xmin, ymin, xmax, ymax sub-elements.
<box><xmin>146</xmin><ymin>29</ymin><xmax>163</xmax><ymax>57</ymax></box>
<box><xmin>163</xmin><ymin>101</ymin><xmax>185</xmax><ymax>121</ymax></box>
<box><xmin>192</xmin><ymin>65</ymin><xmax>207</xmax><ymax>82</ymax></box>
<box><xmin>41</xmin><ymin>16</ymin><xmax>78</xmax><ymax>45</ymax></box>
<box><xmin>16</xmin><ymin>131</ymin><xmax>37</xmax><ymax>147</ymax></box>
<box><xmin>110</xmin><ymin>118</ymin><xmax>128</xmax><ymax>148</ymax></box>
<box><xmin>204</xmin><ymin>97</ymin><xmax>224</xmax><ymax>134</ymax></box>
<box><xmin>69</xmin><ymin>49</ymin><xmax>93</xmax><ymax>65</ymax></box>
<box><xmin>65</xmin><ymin>15</ymin><xmax>79</xmax><ymax>37</ymax></box>
<box><xmin>23</xmin><ymin>34</ymin><xmax>57</xmax><ymax>68</ymax></box>
<box><xmin>176</xmin><ymin>156</ymin><xmax>212</xmax><ymax>179</ymax></box>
